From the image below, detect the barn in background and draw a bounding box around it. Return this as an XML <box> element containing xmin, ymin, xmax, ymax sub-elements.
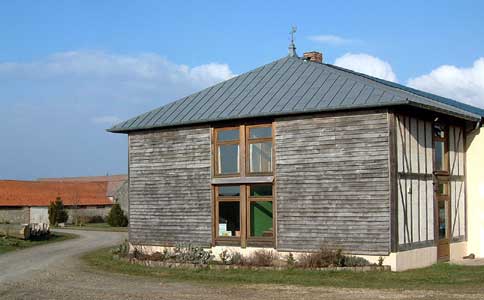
<box><xmin>0</xmin><ymin>180</ymin><xmax>114</xmax><ymax>224</ymax></box>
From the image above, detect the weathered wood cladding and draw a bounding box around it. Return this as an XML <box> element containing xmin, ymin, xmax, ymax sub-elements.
<box><xmin>128</xmin><ymin>126</ymin><xmax>212</xmax><ymax>247</ymax></box>
<box><xmin>275</xmin><ymin>111</ymin><xmax>391</xmax><ymax>255</ymax></box>
<box><xmin>396</xmin><ymin>115</ymin><xmax>434</xmax><ymax>249</ymax></box>
<box><xmin>395</xmin><ymin>115</ymin><xmax>467</xmax><ymax>251</ymax></box>
<box><xmin>449</xmin><ymin>125</ymin><xmax>466</xmax><ymax>241</ymax></box>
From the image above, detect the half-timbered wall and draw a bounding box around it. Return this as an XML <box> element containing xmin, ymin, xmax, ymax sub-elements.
<box><xmin>275</xmin><ymin>111</ymin><xmax>390</xmax><ymax>255</ymax></box>
<box><xmin>128</xmin><ymin>126</ymin><xmax>212</xmax><ymax>247</ymax></box>
<box><xmin>449</xmin><ymin>125</ymin><xmax>466</xmax><ymax>241</ymax></box>
<box><xmin>396</xmin><ymin>115</ymin><xmax>434</xmax><ymax>250</ymax></box>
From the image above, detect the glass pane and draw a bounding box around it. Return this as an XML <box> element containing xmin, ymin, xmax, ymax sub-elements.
<box><xmin>434</xmin><ymin>125</ymin><xmax>445</xmax><ymax>138</ymax></box>
<box><xmin>250</xmin><ymin>201</ymin><xmax>273</xmax><ymax>237</ymax></box>
<box><xmin>218</xmin><ymin>202</ymin><xmax>240</xmax><ymax>237</ymax></box>
<box><xmin>435</xmin><ymin>141</ymin><xmax>445</xmax><ymax>171</ymax></box>
<box><xmin>438</xmin><ymin>201</ymin><xmax>448</xmax><ymax>240</ymax></box>
<box><xmin>218</xmin><ymin>129</ymin><xmax>239</xmax><ymax>141</ymax></box>
<box><xmin>438</xmin><ymin>182</ymin><xmax>449</xmax><ymax>195</ymax></box>
<box><xmin>249</xmin><ymin>142</ymin><xmax>272</xmax><ymax>173</ymax></box>
<box><xmin>250</xmin><ymin>184</ymin><xmax>272</xmax><ymax>197</ymax></box>
<box><xmin>218</xmin><ymin>186</ymin><xmax>240</xmax><ymax>197</ymax></box>
<box><xmin>249</xmin><ymin>127</ymin><xmax>272</xmax><ymax>139</ymax></box>
<box><xmin>218</xmin><ymin>144</ymin><xmax>239</xmax><ymax>174</ymax></box>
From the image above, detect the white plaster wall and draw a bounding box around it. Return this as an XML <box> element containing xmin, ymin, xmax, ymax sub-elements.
<box><xmin>466</xmin><ymin>127</ymin><xmax>484</xmax><ymax>258</ymax></box>
<box><xmin>450</xmin><ymin>241</ymin><xmax>468</xmax><ymax>261</ymax></box>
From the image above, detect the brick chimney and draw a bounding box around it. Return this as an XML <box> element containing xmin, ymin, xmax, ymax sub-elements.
<box><xmin>303</xmin><ymin>51</ymin><xmax>323</xmax><ymax>63</ymax></box>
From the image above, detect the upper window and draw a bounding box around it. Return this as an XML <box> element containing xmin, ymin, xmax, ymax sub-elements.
<box><xmin>213</xmin><ymin>124</ymin><xmax>273</xmax><ymax>177</ymax></box>
<box><xmin>215</xmin><ymin>128</ymin><xmax>240</xmax><ymax>176</ymax></box>
<box><xmin>433</xmin><ymin>124</ymin><xmax>448</xmax><ymax>173</ymax></box>
<box><xmin>247</xmin><ymin>125</ymin><xmax>273</xmax><ymax>174</ymax></box>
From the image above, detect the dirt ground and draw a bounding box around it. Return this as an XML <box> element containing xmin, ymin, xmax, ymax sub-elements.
<box><xmin>0</xmin><ymin>230</ymin><xmax>482</xmax><ymax>300</ymax></box>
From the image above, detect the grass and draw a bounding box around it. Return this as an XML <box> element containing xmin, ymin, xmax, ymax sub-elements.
<box><xmin>58</xmin><ymin>223</ymin><xmax>128</xmax><ymax>232</ymax></box>
<box><xmin>0</xmin><ymin>232</ymin><xmax>78</xmax><ymax>254</ymax></box>
<box><xmin>83</xmin><ymin>247</ymin><xmax>484</xmax><ymax>291</ymax></box>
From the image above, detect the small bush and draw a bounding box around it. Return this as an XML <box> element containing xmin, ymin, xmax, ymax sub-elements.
<box><xmin>343</xmin><ymin>256</ymin><xmax>370</xmax><ymax>267</ymax></box>
<box><xmin>286</xmin><ymin>253</ymin><xmax>295</xmax><ymax>267</ymax></box>
<box><xmin>111</xmin><ymin>239</ymin><xmax>129</xmax><ymax>257</ymax></box>
<box><xmin>107</xmin><ymin>204</ymin><xmax>128</xmax><ymax>227</ymax></box>
<box><xmin>48</xmin><ymin>197</ymin><xmax>69</xmax><ymax>226</ymax></box>
<box><xmin>378</xmin><ymin>256</ymin><xmax>384</xmax><ymax>266</ymax></box>
<box><xmin>243</xmin><ymin>250</ymin><xmax>277</xmax><ymax>267</ymax></box>
<box><xmin>219</xmin><ymin>249</ymin><xmax>231</xmax><ymax>265</ymax></box>
<box><xmin>89</xmin><ymin>215</ymin><xmax>105</xmax><ymax>223</ymax></box>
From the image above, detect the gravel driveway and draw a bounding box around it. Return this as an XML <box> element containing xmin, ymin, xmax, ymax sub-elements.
<box><xmin>0</xmin><ymin>229</ymin><xmax>481</xmax><ymax>300</ymax></box>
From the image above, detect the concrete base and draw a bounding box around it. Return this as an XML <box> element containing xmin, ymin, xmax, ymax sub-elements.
<box><xmin>130</xmin><ymin>243</ymin><xmax>472</xmax><ymax>272</ymax></box>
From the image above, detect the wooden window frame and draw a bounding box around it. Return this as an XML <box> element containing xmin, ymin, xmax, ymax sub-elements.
<box><xmin>213</xmin><ymin>126</ymin><xmax>242</xmax><ymax>177</ymax></box>
<box><xmin>213</xmin><ymin>185</ymin><xmax>243</xmax><ymax>246</ymax></box>
<box><xmin>213</xmin><ymin>183</ymin><xmax>275</xmax><ymax>248</ymax></box>
<box><xmin>433</xmin><ymin>124</ymin><xmax>449</xmax><ymax>176</ymax></box>
<box><xmin>245</xmin><ymin>124</ymin><xmax>275</xmax><ymax>176</ymax></box>
<box><xmin>246</xmin><ymin>184</ymin><xmax>275</xmax><ymax>247</ymax></box>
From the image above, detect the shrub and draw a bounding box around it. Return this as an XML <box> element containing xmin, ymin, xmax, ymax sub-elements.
<box><xmin>219</xmin><ymin>249</ymin><xmax>231</xmax><ymax>265</ymax></box>
<box><xmin>296</xmin><ymin>247</ymin><xmax>371</xmax><ymax>268</ymax></box>
<box><xmin>48</xmin><ymin>197</ymin><xmax>69</xmax><ymax>226</ymax></box>
<box><xmin>111</xmin><ymin>239</ymin><xmax>130</xmax><ymax>257</ymax></box>
<box><xmin>172</xmin><ymin>243</ymin><xmax>214</xmax><ymax>265</ymax></box>
<box><xmin>378</xmin><ymin>256</ymin><xmax>384</xmax><ymax>266</ymax></box>
<box><xmin>286</xmin><ymin>253</ymin><xmax>295</xmax><ymax>267</ymax></box>
<box><xmin>243</xmin><ymin>250</ymin><xmax>277</xmax><ymax>267</ymax></box>
<box><xmin>107</xmin><ymin>204</ymin><xmax>128</xmax><ymax>227</ymax></box>
<box><xmin>90</xmin><ymin>215</ymin><xmax>105</xmax><ymax>223</ymax></box>
<box><xmin>343</xmin><ymin>256</ymin><xmax>370</xmax><ymax>267</ymax></box>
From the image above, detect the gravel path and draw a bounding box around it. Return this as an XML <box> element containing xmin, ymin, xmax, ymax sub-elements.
<box><xmin>0</xmin><ymin>230</ymin><xmax>482</xmax><ymax>300</ymax></box>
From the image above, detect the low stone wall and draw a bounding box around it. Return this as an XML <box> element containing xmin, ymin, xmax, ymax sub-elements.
<box><xmin>0</xmin><ymin>207</ymin><xmax>30</xmax><ymax>224</ymax></box>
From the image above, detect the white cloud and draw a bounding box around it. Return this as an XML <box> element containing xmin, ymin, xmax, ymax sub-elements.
<box><xmin>334</xmin><ymin>53</ymin><xmax>398</xmax><ymax>82</ymax></box>
<box><xmin>407</xmin><ymin>58</ymin><xmax>484</xmax><ymax>108</ymax></box>
<box><xmin>308</xmin><ymin>35</ymin><xmax>354</xmax><ymax>46</ymax></box>
<box><xmin>92</xmin><ymin>115</ymin><xmax>122</xmax><ymax>125</ymax></box>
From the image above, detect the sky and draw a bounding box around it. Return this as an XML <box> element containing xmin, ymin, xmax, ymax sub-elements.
<box><xmin>1</xmin><ymin>0</ymin><xmax>484</xmax><ymax>180</ymax></box>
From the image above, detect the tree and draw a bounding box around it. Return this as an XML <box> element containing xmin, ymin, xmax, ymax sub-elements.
<box><xmin>107</xmin><ymin>203</ymin><xmax>128</xmax><ymax>227</ymax></box>
<box><xmin>48</xmin><ymin>197</ymin><xmax>69</xmax><ymax>225</ymax></box>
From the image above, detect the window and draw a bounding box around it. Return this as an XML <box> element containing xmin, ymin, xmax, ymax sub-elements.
<box><xmin>214</xmin><ymin>128</ymin><xmax>240</xmax><ymax>176</ymax></box>
<box><xmin>247</xmin><ymin>126</ymin><xmax>273</xmax><ymax>174</ymax></box>
<box><xmin>433</xmin><ymin>123</ymin><xmax>448</xmax><ymax>173</ymax></box>
<box><xmin>213</xmin><ymin>183</ymin><xmax>274</xmax><ymax>246</ymax></box>
<box><xmin>213</xmin><ymin>124</ymin><xmax>273</xmax><ymax>177</ymax></box>
<box><xmin>248</xmin><ymin>184</ymin><xmax>273</xmax><ymax>238</ymax></box>
<box><xmin>215</xmin><ymin>185</ymin><xmax>241</xmax><ymax>239</ymax></box>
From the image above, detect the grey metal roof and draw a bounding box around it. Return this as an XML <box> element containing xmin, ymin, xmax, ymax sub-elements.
<box><xmin>109</xmin><ymin>56</ymin><xmax>484</xmax><ymax>133</ymax></box>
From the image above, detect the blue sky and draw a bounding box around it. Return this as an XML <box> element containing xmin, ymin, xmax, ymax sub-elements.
<box><xmin>1</xmin><ymin>0</ymin><xmax>484</xmax><ymax>179</ymax></box>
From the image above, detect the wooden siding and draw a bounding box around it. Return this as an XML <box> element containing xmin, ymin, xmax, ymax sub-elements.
<box><xmin>275</xmin><ymin>111</ymin><xmax>390</xmax><ymax>255</ymax></box>
<box><xmin>449</xmin><ymin>125</ymin><xmax>466</xmax><ymax>241</ymax></box>
<box><xmin>395</xmin><ymin>115</ymin><xmax>434</xmax><ymax>249</ymax></box>
<box><xmin>128</xmin><ymin>126</ymin><xmax>212</xmax><ymax>247</ymax></box>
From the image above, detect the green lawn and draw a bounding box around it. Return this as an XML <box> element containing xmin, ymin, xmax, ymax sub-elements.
<box><xmin>0</xmin><ymin>232</ymin><xmax>78</xmax><ymax>255</ymax></box>
<box><xmin>59</xmin><ymin>223</ymin><xmax>128</xmax><ymax>232</ymax></box>
<box><xmin>83</xmin><ymin>247</ymin><xmax>484</xmax><ymax>291</ymax></box>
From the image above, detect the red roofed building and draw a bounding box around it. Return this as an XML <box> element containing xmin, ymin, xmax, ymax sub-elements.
<box><xmin>0</xmin><ymin>180</ymin><xmax>114</xmax><ymax>224</ymax></box>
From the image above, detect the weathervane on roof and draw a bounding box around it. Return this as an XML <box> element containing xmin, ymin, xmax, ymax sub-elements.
<box><xmin>288</xmin><ymin>25</ymin><xmax>298</xmax><ymax>57</ymax></box>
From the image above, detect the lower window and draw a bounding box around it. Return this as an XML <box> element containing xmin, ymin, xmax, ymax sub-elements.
<box><xmin>214</xmin><ymin>184</ymin><xmax>274</xmax><ymax>246</ymax></box>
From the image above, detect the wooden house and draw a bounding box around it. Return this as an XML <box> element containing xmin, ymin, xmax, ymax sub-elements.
<box><xmin>109</xmin><ymin>50</ymin><xmax>484</xmax><ymax>271</ymax></box>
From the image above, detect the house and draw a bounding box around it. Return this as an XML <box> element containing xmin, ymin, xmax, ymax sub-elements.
<box><xmin>108</xmin><ymin>47</ymin><xmax>484</xmax><ymax>271</ymax></box>
<box><xmin>38</xmin><ymin>174</ymin><xmax>129</xmax><ymax>213</ymax></box>
<box><xmin>0</xmin><ymin>180</ymin><xmax>114</xmax><ymax>224</ymax></box>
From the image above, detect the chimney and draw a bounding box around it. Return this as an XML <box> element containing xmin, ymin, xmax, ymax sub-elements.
<box><xmin>303</xmin><ymin>51</ymin><xmax>323</xmax><ymax>63</ymax></box>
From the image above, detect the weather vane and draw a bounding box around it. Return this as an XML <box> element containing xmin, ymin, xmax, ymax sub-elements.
<box><xmin>288</xmin><ymin>25</ymin><xmax>298</xmax><ymax>57</ymax></box>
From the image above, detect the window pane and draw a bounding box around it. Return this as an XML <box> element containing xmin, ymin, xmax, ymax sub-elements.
<box><xmin>435</xmin><ymin>141</ymin><xmax>445</xmax><ymax>171</ymax></box>
<box><xmin>434</xmin><ymin>125</ymin><xmax>445</xmax><ymax>138</ymax></box>
<box><xmin>218</xmin><ymin>202</ymin><xmax>240</xmax><ymax>237</ymax></box>
<box><xmin>250</xmin><ymin>201</ymin><xmax>273</xmax><ymax>237</ymax></box>
<box><xmin>218</xmin><ymin>129</ymin><xmax>239</xmax><ymax>141</ymax></box>
<box><xmin>249</xmin><ymin>127</ymin><xmax>272</xmax><ymax>139</ymax></box>
<box><xmin>438</xmin><ymin>182</ymin><xmax>449</xmax><ymax>195</ymax></box>
<box><xmin>438</xmin><ymin>201</ymin><xmax>448</xmax><ymax>240</ymax></box>
<box><xmin>249</xmin><ymin>142</ymin><xmax>272</xmax><ymax>173</ymax></box>
<box><xmin>218</xmin><ymin>186</ymin><xmax>240</xmax><ymax>197</ymax></box>
<box><xmin>250</xmin><ymin>184</ymin><xmax>272</xmax><ymax>197</ymax></box>
<box><xmin>218</xmin><ymin>144</ymin><xmax>239</xmax><ymax>174</ymax></box>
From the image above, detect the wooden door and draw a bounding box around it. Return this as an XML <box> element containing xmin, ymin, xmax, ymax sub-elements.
<box><xmin>435</xmin><ymin>180</ymin><xmax>450</xmax><ymax>260</ymax></box>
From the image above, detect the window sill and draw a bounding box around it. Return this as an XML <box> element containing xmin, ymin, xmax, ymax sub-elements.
<box><xmin>211</xmin><ymin>176</ymin><xmax>274</xmax><ymax>185</ymax></box>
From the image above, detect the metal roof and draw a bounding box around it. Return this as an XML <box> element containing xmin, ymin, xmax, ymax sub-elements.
<box><xmin>109</xmin><ymin>56</ymin><xmax>484</xmax><ymax>133</ymax></box>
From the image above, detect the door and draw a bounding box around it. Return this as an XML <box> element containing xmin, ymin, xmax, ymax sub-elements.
<box><xmin>436</xmin><ymin>181</ymin><xmax>450</xmax><ymax>260</ymax></box>
<box><xmin>433</xmin><ymin>122</ymin><xmax>450</xmax><ymax>260</ymax></box>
